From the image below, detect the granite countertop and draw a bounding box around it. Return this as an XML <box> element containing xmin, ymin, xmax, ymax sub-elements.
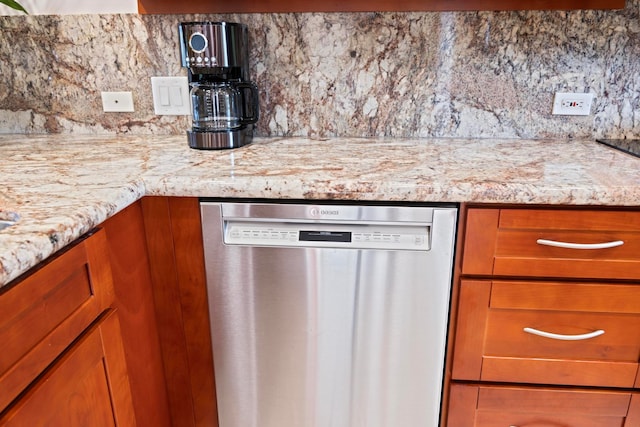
<box><xmin>1</xmin><ymin>134</ymin><xmax>639</xmax><ymax>287</ymax></box>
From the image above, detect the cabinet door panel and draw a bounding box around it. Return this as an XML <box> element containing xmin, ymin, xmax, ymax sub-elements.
<box><xmin>0</xmin><ymin>230</ymin><xmax>113</xmax><ymax>411</ymax></box>
<box><xmin>491</xmin><ymin>281</ymin><xmax>640</xmax><ymax>313</ymax></box>
<box><xmin>103</xmin><ymin>201</ymin><xmax>172</xmax><ymax>427</ymax></box>
<box><xmin>0</xmin><ymin>309</ymin><xmax>135</xmax><ymax>426</ymax></box>
<box><xmin>482</xmin><ymin>356</ymin><xmax>638</xmax><ymax>388</ymax></box>
<box><xmin>485</xmin><ymin>311</ymin><xmax>640</xmax><ymax>361</ymax></box>
<box><xmin>494</xmin><ymin>229</ymin><xmax>640</xmax><ymax>280</ymax></box>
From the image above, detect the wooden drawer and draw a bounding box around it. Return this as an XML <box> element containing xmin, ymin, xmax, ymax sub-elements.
<box><xmin>447</xmin><ymin>383</ymin><xmax>640</xmax><ymax>427</ymax></box>
<box><xmin>462</xmin><ymin>208</ymin><xmax>640</xmax><ymax>280</ymax></box>
<box><xmin>452</xmin><ymin>280</ymin><xmax>640</xmax><ymax>388</ymax></box>
<box><xmin>0</xmin><ymin>229</ymin><xmax>114</xmax><ymax>411</ymax></box>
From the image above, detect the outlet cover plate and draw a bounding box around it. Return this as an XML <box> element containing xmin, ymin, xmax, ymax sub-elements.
<box><xmin>101</xmin><ymin>91</ymin><xmax>135</xmax><ymax>112</ymax></box>
<box><xmin>552</xmin><ymin>92</ymin><xmax>594</xmax><ymax>116</ymax></box>
<box><xmin>151</xmin><ymin>76</ymin><xmax>190</xmax><ymax>115</ymax></box>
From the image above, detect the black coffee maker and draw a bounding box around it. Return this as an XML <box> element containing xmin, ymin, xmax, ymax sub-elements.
<box><xmin>179</xmin><ymin>22</ymin><xmax>259</xmax><ymax>149</ymax></box>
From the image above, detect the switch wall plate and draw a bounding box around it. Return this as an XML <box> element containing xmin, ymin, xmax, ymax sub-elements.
<box><xmin>552</xmin><ymin>92</ymin><xmax>594</xmax><ymax>116</ymax></box>
<box><xmin>101</xmin><ymin>91</ymin><xmax>135</xmax><ymax>112</ymax></box>
<box><xmin>151</xmin><ymin>76</ymin><xmax>190</xmax><ymax>115</ymax></box>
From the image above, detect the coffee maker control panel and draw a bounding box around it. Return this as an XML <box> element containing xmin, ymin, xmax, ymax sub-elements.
<box><xmin>179</xmin><ymin>21</ymin><xmax>249</xmax><ymax>74</ymax></box>
<box><xmin>186</xmin><ymin>33</ymin><xmax>221</xmax><ymax>67</ymax></box>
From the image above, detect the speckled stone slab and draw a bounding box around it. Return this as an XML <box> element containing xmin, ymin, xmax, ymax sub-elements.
<box><xmin>0</xmin><ymin>3</ymin><xmax>639</xmax><ymax>139</ymax></box>
<box><xmin>1</xmin><ymin>134</ymin><xmax>639</xmax><ymax>286</ymax></box>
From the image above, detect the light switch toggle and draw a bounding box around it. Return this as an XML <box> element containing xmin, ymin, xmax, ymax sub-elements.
<box><xmin>159</xmin><ymin>86</ymin><xmax>170</xmax><ymax>106</ymax></box>
<box><xmin>151</xmin><ymin>76</ymin><xmax>190</xmax><ymax>115</ymax></box>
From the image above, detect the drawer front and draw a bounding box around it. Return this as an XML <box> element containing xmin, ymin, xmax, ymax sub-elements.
<box><xmin>0</xmin><ymin>229</ymin><xmax>114</xmax><ymax>411</ymax></box>
<box><xmin>448</xmin><ymin>383</ymin><xmax>640</xmax><ymax>427</ymax></box>
<box><xmin>462</xmin><ymin>208</ymin><xmax>640</xmax><ymax>279</ymax></box>
<box><xmin>452</xmin><ymin>280</ymin><xmax>640</xmax><ymax>388</ymax></box>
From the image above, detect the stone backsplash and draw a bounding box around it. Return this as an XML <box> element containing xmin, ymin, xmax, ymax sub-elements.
<box><xmin>0</xmin><ymin>2</ymin><xmax>638</xmax><ymax>139</ymax></box>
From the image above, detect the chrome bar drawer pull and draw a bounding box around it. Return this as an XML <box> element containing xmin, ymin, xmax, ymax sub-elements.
<box><xmin>524</xmin><ymin>327</ymin><xmax>605</xmax><ymax>341</ymax></box>
<box><xmin>536</xmin><ymin>239</ymin><xmax>624</xmax><ymax>250</ymax></box>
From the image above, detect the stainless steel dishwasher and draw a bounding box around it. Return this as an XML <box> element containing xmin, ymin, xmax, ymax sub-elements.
<box><xmin>200</xmin><ymin>201</ymin><xmax>458</xmax><ymax>427</ymax></box>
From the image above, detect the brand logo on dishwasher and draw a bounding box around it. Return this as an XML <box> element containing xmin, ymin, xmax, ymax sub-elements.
<box><xmin>309</xmin><ymin>207</ymin><xmax>340</xmax><ymax>217</ymax></box>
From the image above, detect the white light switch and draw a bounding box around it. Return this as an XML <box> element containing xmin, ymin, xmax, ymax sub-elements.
<box><xmin>151</xmin><ymin>76</ymin><xmax>190</xmax><ymax>115</ymax></box>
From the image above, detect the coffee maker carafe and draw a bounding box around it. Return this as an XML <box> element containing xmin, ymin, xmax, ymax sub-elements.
<box><xmin>179</xmin><ymin>22</ymin><xmax>259</xmax><ymax>149</ymax></box>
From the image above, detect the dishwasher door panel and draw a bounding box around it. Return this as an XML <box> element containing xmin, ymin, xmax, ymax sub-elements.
<box><xmin>201</xmin><ymin>202</ymin><xmax>456</xmax><ymax>427</ymax></box>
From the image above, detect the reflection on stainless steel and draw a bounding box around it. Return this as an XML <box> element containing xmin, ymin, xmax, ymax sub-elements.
<box><xmin>187</xmin><ymin>125</ymin><xmax>253</xmax><ymax>149</ymax></box>
<box><xmin>201</xmin><ymin>201</ymin><xmax>458</xmax><ymax>427</ymax></box>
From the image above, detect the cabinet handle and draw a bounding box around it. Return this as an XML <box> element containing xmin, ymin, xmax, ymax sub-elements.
<box><xmin>536</xmin><ymin>239</ymin><xmax>624</xmax><ymax>250</ymax></box>
<box><xmin>523</xmin><ymin>327</ymin><xmax>605</xmax><ymax>341</ymax></box>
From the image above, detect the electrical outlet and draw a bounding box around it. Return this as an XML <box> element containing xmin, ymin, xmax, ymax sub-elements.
<box><xmin>552</xmin><ymin>92</ymin><xmax>594</xmax><ymax>116</ymax></box>
<box><xmin>151</xmin><ymin>76</ymin><xmax>190</xmax><ymax>115</ymax></box>
<box><xmin>101</xmin><ymin>91</ymin><xmax>135</xmax><ymax>112</ymax></box>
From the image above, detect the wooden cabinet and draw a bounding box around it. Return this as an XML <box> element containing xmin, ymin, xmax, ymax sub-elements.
<box><xmin>462</xmin><ymin>208</ymin><xmax>640</xmax><ymax>280</ymax></box>
<box><xmin>138</xmin><ymin>0</ymin><xmax>624</xmax><ymax>14</ymax></box>
<box><xmin>447</xmin><ymin>206</ymin><xmax>640</xmax><ymax>426</ymax></box>
<box><xmin>453</xmin><ymin>279</ymin><xmax>640</xmax><ymax>388</ymax></box>
<box><xmin>102</xmin><ymin>202</ymin><xmax>172</xmax><ymax>427</ymax></box>
<box><xmin>0</xmin><ymin>229</ymin><xmax>136</xmax><ymax>425</ymax></box>
<box><xmin>448</xmin><ymin>384</ymin><xmax>640</xmax><ymax>427</ymax></box>
<box><xmin>140</xmin><ymin>197</ymin><xmax>217</xmax><ymax>427</ymax></box>
<box><xmin>0</xmin><ymin>310</ymin><xmax>135</xmax><ymax>426</ymax></box>
<box><xmin>0</xmin><ymin>198</ymin><xmax>212</xmax><ymax>427</ymax></box>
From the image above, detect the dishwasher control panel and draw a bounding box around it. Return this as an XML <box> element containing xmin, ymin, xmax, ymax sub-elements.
<box><xmin>223</xmin><ymin>220</ymin><xmax>430</xmax><ymax>250</ymax></box>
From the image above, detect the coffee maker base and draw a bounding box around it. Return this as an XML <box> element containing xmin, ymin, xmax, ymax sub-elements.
<box><xmin>187</xmin><ymin>128</ymin><xmax>253</xmax><ymax>150</ymax></box>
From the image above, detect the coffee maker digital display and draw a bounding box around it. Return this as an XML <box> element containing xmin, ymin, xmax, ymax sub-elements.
<box><xmin>179</xmin><ymin>22</ymin><xmax>259</xmax><ymax>149</ymax></box>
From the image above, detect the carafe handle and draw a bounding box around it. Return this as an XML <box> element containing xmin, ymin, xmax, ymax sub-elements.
<box><xmin>236</xmin><ymin>82</ymin><xmax>260</xmax><ymax>125</ymax></box>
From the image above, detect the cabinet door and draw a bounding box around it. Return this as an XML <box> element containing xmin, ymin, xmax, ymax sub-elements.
<box><xmin>448</xmin><ymin>383</ymin><xmax>640</xmax><ymax>427</ymax></box>
<box><xmin>103</xmin><ymin>201</ymin><xmax>172</xmax><ymax>427</ymax></box>
<box><xmin>0</xmin><ymin>309</ymin><xmax>136</xmax><ymax>427</ymax></box>
<box><xmin>0</xmin><ymin>229</ymin><xmax>114</xmax><ymax>411</ymax></box>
